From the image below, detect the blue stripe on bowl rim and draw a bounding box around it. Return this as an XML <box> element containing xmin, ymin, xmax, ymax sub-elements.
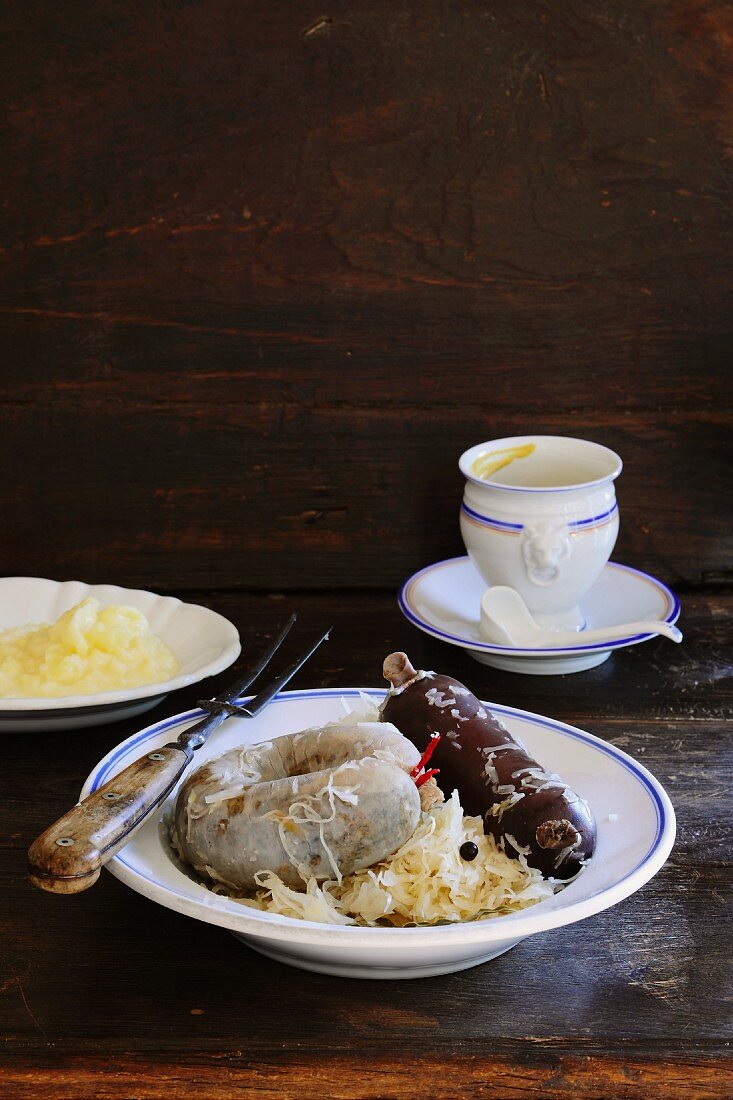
<box><xmin>460</xmin><ymin>501</ymin><xmax>619</xmax><ymax>531</ymax></box>
<box><xmin>398</xmin><ymin>558</ymin><xmax>681</xmax><ymax>654</ymax></box>
<box><xmin>88</xmin><ymin>688</ymin><xmax>669</xmax><ymax>923</ymax></box>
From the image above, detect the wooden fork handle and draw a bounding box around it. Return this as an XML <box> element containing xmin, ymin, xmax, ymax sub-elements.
<box><xmin>28</xmin><ymin>744</ymin><xmax>191</xmax><ymax>894</ymax></box>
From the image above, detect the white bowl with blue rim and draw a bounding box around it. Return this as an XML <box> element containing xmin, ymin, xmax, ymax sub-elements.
<box><xmin>0</xmin><ymin>577</ymin><xmax>241</xmax><ymax>732</ymax></box>
<box><xmin>81</xmin><ymin>688</ymin><xmax>675</xmax><ymax>979</ymax></box>
<box><xmin>399</xmin><ymin>557</ymin><xmax>681</xmax><ymax>675</ymax></box>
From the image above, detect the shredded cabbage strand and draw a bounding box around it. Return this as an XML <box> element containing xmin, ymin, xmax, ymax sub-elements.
<box><xmin>222</xmin><ymin>791</ymin><xmax>559</xmax><ymax>927</ymax></box>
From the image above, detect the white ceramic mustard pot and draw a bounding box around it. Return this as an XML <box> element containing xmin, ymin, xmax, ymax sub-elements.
<box><xmin>459</xmin><ymin>436</ymin><xmax>622</xmax><ymax>631</ymax></box>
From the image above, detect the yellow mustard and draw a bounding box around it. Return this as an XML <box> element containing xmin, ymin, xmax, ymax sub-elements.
<box><xmin>0</xmin><ymin>597</ymin><xmax>179</xmax><ymax>698</ymax></box>
<box><xmin>471</xmin><ymin>443</ymin><xmax>536</xmax><ymax>480</ymax></box>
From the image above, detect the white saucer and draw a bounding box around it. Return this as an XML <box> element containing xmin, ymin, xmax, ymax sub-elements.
<box><xmin>398</xmin><ymin>558</ymin><xmax>681</xmax><ymax>675</ymax></box>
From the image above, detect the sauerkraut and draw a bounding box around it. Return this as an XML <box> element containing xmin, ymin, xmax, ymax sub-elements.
<box><xmin>212</xmin><ymin>790</ymin><xmax>559</xmax><ymax>926</ymax></box>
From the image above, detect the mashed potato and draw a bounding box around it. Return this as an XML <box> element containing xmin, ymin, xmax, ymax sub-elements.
<box><xmin>0</xmin><ymin>597</ymin><xmax>179</xmax><ymax>698</ymax></box>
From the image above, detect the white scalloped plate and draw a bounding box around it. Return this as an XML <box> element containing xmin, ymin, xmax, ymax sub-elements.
<box><xmin>0</xmin><ymin>578</ymin><xmax>241</xmax><ymax>731</ymax></box>
<box><xmin>82</xmin><ymin>689</ymin><xmax>676</xmax><ymax>979</ymax></box>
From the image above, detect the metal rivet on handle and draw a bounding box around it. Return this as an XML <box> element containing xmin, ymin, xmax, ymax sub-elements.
<box><xmin>148</xmin><ymin>753</ymin><xmax>166</xmax><ymax>761</ymax></box>
<box><xmin>56</xmin><ymin>837</ymin><xmax>75</xmax><ymax>847</ymax></box>
<box><xmin>102</xmin><ymin>792</ymin><xmax>122</xmax><ymax>801</ymax></box>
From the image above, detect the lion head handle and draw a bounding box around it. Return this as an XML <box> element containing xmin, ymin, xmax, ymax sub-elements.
<box><xmin>521</xmin><ymin>520</ymin><xmax>572</xmax><ymax>586</ymax></box>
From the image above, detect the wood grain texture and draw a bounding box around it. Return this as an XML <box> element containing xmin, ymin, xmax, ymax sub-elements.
<box><xmin>0</xmin><ymin>329</ymin><xmax>730</xmax><ymax>589</ymax></box>
<box><xmin>0</xmin><ymin>1054</ymin><xmax>730</xmax><ymax>1100</ymax></box>
<box><xmin>1</xmin><ymin>0</ymin><xmax>731</xmax><ymax>1092</ymax></box>
<box><xmin>27</xmin><ymin>744</ymin><xmax>189</xmax><ymax>893</ymax></box>
<box><xmin>1</xmin><ymin>591</ymin><xmax>730</xmax><ymax>1097</ymax></box>
<box><xmin>3</xmin><ymin>748</ymin><xmax>731</xmax><ymax>1053</ymax></box>
<box><xmin>83</xmin><ymin>586</ymin><xmax>731</xmax><ymax>724</ymax></box>
<box><xmin>1</xmin><ymin>1</ymin><xmax>732</xmax><ymax>589</ymax></box>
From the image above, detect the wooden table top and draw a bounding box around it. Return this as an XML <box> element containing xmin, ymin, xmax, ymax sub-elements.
<box><xmin>2</xmin><ymin>588</ymin><xmax>731</xmax><ymax>1098</ymax></box>
<box><xmin>2</xmin><ymin>1</ymin><xmax>732</xmax><ymax>1094</ymax></box>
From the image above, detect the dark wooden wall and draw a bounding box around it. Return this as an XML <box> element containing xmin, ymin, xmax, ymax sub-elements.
<box><xmin>2</xmin><ymin>1</ymin><xmax>731</xmax><ymax>592</ymax></box>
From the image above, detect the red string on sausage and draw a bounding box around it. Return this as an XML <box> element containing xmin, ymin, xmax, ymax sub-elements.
<box><xmin>414</xmin><ymin>768</ymin><xmax>440</xmax><ymax>789</ymax></box>
<box><xmin>410</xmin><ymin>733</ymin><xmax>442</xmax><ymax>780</ymax></box>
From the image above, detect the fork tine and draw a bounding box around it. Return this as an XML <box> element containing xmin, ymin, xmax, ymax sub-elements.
<box><xmin>237</xmin><ymin>625</ymin><xmax>332</xmax><ymax>717</ymax></box>
<box><xmin>219</xmin><ymin>613</ymin><xmax>297</xmax><ymax>704</ymax></box>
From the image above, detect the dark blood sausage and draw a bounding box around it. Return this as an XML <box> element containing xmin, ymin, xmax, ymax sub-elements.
<box><xmin>381</xmin><ymin>653</ymin><xmax>596</xmax><ymax>878</ymax></box>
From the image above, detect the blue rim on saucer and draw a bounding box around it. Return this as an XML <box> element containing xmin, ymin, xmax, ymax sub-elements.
<box><xmin>398</xmin><ymin>558</ymin><xmax>681</xmax><ymax>658</ymax></box>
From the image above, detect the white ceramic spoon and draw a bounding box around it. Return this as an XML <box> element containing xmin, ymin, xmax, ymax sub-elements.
<box><xmin>480</xmin><ymin>586</ymin><xmax>683</xmax><ymax>648</ymax></box>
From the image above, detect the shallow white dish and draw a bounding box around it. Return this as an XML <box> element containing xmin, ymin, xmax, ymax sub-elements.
<box><xmin>0</xmin><ymin>577</ymin><xmax>241</xmax><ymax>731</ymax></box>
<box><xmin>399</xmin><ymin>558</ymin><xmax>680</xmax><ymax>675</ymax></box>
<box><xmin>82</xmin><ymin>688</ymin><xmax>675</xmax><ymax>980</ymax></box>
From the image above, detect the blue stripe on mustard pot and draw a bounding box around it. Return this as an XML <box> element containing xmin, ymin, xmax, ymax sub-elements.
<box><xmin>460</xmin><ymin>501</ymin><xmax>618</xmax><ymax>535</ymax></box>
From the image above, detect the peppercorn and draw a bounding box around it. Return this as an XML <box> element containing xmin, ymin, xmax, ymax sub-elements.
<box><xmin>459</xmin><ymin>841</ymin><xmax>479</xmax><ymax>861</ymax></box>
